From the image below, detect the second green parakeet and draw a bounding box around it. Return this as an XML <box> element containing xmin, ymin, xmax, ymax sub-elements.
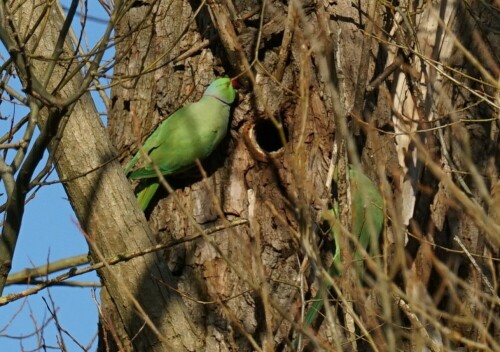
<box><xmin>124</xmin><ymin>77</ymin><xmax>236</xmax><ymax>210</ymax></box>
<box><xmin>302</xmin><ymin>165</ymin><xmax>384</xmax><ymax>330</ymax></box>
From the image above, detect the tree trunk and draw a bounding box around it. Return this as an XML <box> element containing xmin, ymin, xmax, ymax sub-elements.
<box><xmin>109</xmin><ymin>1</ymin><xmax>350</xmax><ymax>350</ymax></box>
<box><xmin>107</xmin><ymin>0</ymin><xmax>499</xmax><ymax>350</ymax></box>
<box><xmin>6</xmin><ymin>1</ymin><xmax>201</xmax><ymax>351</ymax></box>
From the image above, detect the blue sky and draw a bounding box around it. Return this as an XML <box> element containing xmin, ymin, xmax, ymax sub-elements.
<box><xmin>0</xmin><ymin>2</ymin><xmax>113</xmax><ymax>350</ymax></box>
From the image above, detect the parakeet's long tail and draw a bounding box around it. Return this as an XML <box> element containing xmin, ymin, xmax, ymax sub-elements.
<box><xmin>137</xmin><ymin>181</ymin><xmax>160</xmax><ymax>211</ymax></box>
<box><xmin>303</xmin><ymin>262</ymin><xmax>340</xmax><ymax>328</ymax></box>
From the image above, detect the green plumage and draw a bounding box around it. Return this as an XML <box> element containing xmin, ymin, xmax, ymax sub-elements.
<box><xmin>349</xmin><ymin>166</ymin><xmax>384</xmax><ymax>269</ymax></box>
<box><xmin>302</xmin><ymin>165</ymin><xmax>384</xmax><ymax>330</ymax></box>
<box><xmin>124</xmin><ymin>78</ymin><xmax>236</xmax><ymax>210</ymax></box>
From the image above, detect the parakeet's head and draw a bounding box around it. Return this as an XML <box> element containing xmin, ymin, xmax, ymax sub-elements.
<box><xmin>203</xmin><ymin>77</ymin><xmax>236</xmax><ymax>105</ymax></box>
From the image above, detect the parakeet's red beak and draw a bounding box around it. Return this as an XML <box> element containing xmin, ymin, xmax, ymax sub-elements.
<box><xmin>231</xmin><ymin>79</ymin><xmax>239</xmax><ymax>88</ymax></box>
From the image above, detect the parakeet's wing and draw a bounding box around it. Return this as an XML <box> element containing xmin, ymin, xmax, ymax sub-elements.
<box><xmin>349</xmin><ymin>166</ymin><xmax>384</xmax><ymax>266</ymax></box>
<box><xmin>123</xmin><ymin>110</ymin><xmax>176</xmax><ymax>176</ymax></box>
<box><xmin>127</xmin><ymin>97</ymin><xmax>230</xmax><ymax>180</ymax></box>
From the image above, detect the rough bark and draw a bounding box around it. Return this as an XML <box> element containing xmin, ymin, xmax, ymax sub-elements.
<box><xmin>108</xmin><ymin>0</ymin><xmax>499</xmax><ymax>351</ymax></box>
<box><xmin>109</xmin><ymin>0</ymin><xmax>350</xmax><ymax>350</ymax></box>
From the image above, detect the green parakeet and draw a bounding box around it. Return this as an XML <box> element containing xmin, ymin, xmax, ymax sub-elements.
<box><xmin>302</xmin><ymin>165</ymin><xmax>384</xmax><ymax>329</ymax></box>
<box><xmin>124</xmin><ymin>77</ymin><xmax>236</xmax><ymax>210</ymax></box>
